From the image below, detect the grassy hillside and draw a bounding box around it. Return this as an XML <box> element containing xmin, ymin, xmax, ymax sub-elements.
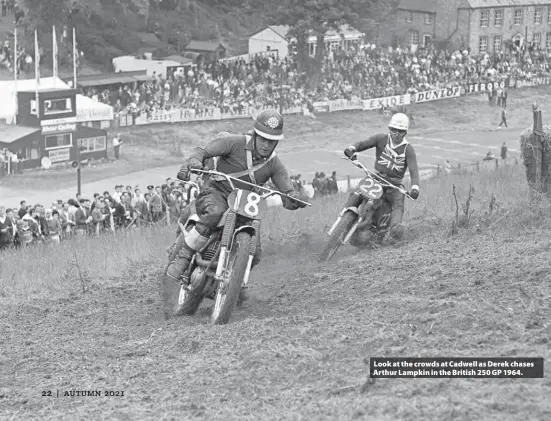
<box><xmin>1</xmin><ymin>163</ymin><xmax>550</xmax><ymax>420</ymax></box>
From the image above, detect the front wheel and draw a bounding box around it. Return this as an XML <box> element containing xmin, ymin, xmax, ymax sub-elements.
<box><xmin>318</xmin><ymin>211</ymin><xmax>358</xmax><ymax>262</ymax></box>
<box><xmin>174</xmin><ymin>267</ymin><xmax>208</xmax><ymax>316</ymax></box>
<box><xmin>211</xmin><ymin>232</ymin><xmax>252</xmax><ymax>325</ymax></box>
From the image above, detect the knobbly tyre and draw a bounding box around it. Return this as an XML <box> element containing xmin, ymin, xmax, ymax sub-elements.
<box><xmin>319</xmin><ymin>156</ymin><xmax>414</xmax><ymax>262</ymax></box>
<box><xmin>173</xmin><ymin>168</ymin><xmax>311</xmax><ymax>325</ymax></box>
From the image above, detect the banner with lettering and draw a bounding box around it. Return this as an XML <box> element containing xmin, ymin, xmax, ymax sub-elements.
<box><xmin>509</xmin><ymin>77</ymin><xmax>551</xmax><ymax>89</ymax></box>
<box><xmin>361</xmin><ymin>94</ymin><xmax>411</xmax><ymax>111</ymax></box>
<box><xmin>463</xmin><ymin>79</ymin><xmax>512</xmax><ymax>95</ymax></box>
<box><xmin>179</xmin><ymin>108</ymin><xmax>221</xmax><ymax>122</ymax></box>
<box><xmin>414</xmin><ymin>87</ymin><xmax>461</xmax><ymax>103</ymax></box>
<box><xmin>312</xmin><ymin>101</ymin><xmax>330</xmax><ymax>113</ymax></box>
<box><xmin>327</xmin><ymin>98</ymin><xmax>363</xmax><ymax>112</ymax></box>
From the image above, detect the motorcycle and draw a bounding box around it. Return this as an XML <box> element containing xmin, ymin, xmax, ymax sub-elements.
<box><xmin>170</xmin><ymin>169</ymin><xmax>311</xmax><ymax>325</ymax></box>
<box><xmin>318</xmin><ymin>156</ymin><xmax>413</xmax><ymax>262</ymax></box>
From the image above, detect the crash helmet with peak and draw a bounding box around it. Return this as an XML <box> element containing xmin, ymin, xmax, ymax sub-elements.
<box><xmin>254</xmin><ymin>109</ymin><xmax>284</xmax><ymax>141</ymax></box>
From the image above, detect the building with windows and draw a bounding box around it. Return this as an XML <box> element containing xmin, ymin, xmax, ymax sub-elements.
<box><xmin>0</xmin><ymin>77</ymin><xmax>109</xmax><ymax>170</ymax></box>
<box><xmin>396</xmin><ymin>0</ymin><xmax>551</xmax><ymax>53</ymax></box>
<box><xmin>248</xmin><ymin>25</ymin><xmax>364</xmax><ymax>59</ymax></box>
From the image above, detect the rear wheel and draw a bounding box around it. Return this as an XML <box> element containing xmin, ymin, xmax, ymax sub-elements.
<box><xmin>319</xmin><ymin>211</ymin><xmax>358</xmax><ymax>262</ymax></box>
<box><xmin>211</xmin><ymin>232</ymin><xmax>252</xmax><ymax>325</ymax></box>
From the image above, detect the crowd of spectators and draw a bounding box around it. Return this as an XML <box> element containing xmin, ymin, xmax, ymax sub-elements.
<box><xmin>0</xmin><ymin>180</ymin><xmax>201</xmax><ymax>251</ymax></box>
<box><xmin>82</xmin><ymin>40</ymin><xmax>551</xmax><ymax>119</ymax></box>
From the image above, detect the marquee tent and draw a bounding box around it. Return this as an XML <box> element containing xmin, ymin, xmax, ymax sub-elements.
<box><xmin>76</xmin><ymin>94</ymin><xmax>114</xmax><ymax>122</ymax></box>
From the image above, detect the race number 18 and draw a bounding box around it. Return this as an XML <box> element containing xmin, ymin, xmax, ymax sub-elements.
<box><xmin>235</xmin><ymin>190</ymin><xmax>261</xmax><ymax>217</ymax></box>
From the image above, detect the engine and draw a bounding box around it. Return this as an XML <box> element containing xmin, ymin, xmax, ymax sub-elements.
<box><xmin>202</xmin><ymin>240</ymin><xmax>220</xmax><ymax>262</ymax></box>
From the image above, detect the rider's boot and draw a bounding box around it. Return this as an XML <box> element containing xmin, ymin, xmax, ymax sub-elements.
<box><xmin>386</xmin><ymin>223</ymin><xmax>405</xmax><ymax>245</ymax></box>
<box><xmin>165</xmin><ymin>227</ymin><xmax>210</xmax><ymax>283</ymax></box>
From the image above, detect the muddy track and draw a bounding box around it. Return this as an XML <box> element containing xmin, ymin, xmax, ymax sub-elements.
<box><xmin>2</xmin><ymin>230</ymin><xmax>551</xmax><ymax>420</ymax></box>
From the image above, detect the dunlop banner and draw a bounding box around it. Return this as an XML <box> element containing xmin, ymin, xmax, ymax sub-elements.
<box><xmin>414</xmin><ymin>87</ymin><xmax>461</xmax><ymax>103</ymax></box>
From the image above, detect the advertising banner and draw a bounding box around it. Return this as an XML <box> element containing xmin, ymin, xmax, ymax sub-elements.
<box><xmin>361</xmin><ymin>94</ymin><xmax>411</xmax><ymax>111</ymax></box>
<box><xmin>464</xmin><ymin>79</ymin><xmax>511</xmax><ymax>94</ymax></box>
<box><xmin>48</xmin><ymin>148</ymin><xmax>71</xmax><ymax>163</ymax></box>
<box><xmin>414</xmin><ymin>86</ymin><xmax>461</xmax><ymax>103</ymax></box>
<box><xmin>327</xmin><ymin>98</ymin><xmax>363</xmax><ymax>112</ymax></box>
<box><xmin>42</xmin><ymin>122</ymin><xmax>77</xmax><ymax>134</ymax></box>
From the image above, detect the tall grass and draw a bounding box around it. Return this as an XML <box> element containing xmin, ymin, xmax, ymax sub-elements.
<box><xmin>1</xmin><ymin>164</ymin><xmax>548</xmax><ymax>303</ymax></box>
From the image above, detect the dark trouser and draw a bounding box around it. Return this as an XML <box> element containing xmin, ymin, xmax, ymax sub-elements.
<box><xmin>384</xmin><ymin>186</ymin><xmax>405</xmax><ymax>240</ymax></box>
<box><xmin>499</xmin><ymin>117</ymin><xmax>507</xmax><ymax>127</ymax></box>
<box><xmin>114</xmin><ymin>145</ymin><xmax>120</xmax><ymax>159</ymax></box>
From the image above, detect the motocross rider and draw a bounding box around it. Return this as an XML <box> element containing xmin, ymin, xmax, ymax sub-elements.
<box><xmin>343</xmin><ymin>113</ymin><xmax>420</xmax><ymax>244</ymax></box>
<box><xmin>166</xmin><ymin>109</ymin><xmax>309</xmax><ymax>289</ymax></box>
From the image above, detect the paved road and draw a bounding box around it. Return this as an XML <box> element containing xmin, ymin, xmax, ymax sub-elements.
<box><xmin>0</xmin><ymin>127</ymin><xmax>521</xmax><ymax>206</ymax></box>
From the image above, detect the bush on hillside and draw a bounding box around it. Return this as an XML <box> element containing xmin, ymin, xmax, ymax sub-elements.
<box><xmin>520</xmin><ymin>125</ymin><xmax>551</xmax><ymax>196</ymax></box>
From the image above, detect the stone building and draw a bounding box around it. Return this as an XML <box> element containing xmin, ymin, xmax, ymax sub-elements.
<box><xmin>395</xmin><ymin>0</ymin><xmax>551</xmax><ymax>53</ymax></box>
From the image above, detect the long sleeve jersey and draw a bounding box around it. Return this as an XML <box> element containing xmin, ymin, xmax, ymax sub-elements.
<box><xmin>187</xmin><ymin>134</ymin><xmax>295</xmax><ymax>196</ymax></box>
<box><xmin>352</xmin><ymin>133</ymin><xmax>420</xmax><ymax>187</ymax></box>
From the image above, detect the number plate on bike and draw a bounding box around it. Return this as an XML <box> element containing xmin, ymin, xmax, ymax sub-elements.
<box><xmin>357</xmin><ymin>177</ymin><xmax>383</xmax><ymax>200</ymax></box>
<box><xmin>227</xmin><ymin>189</ymin><xmax>267</xmax><ymax>219</ymax></box>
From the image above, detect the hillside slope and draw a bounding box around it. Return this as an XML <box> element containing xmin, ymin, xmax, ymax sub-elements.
<box><xmin>1</xmin><ymin>212</ymin><xmax>550</xmax><ymax>419</ymax></box>
<box><xmin>7</xmin><ymin>0</ymin><xmax>263</xmax><ymax>74</ymax></box>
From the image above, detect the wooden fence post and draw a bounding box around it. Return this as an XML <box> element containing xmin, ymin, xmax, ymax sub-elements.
<box><xmin>533</xmin><ymin>110</ymin><xmax>544</xmax><ymax>192</ymax></box>
<box><xmin>347</xmin><ymin>175</ymin><xmax>351</xmax><ymax>191</ymax></box>
<box><xmin>495</xmin><ymin>158</ymin><xmax>499</xmax><ymax>169</ymax></box>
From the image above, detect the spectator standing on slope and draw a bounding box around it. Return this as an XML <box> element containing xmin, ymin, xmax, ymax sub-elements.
<box><xmin>501</xmin><ymin>142</ymin><xmax>508</xmax><ymax>161</ymax></box>
<box><xmin>113</xmin><ymin>133</ymin><xmax>123</xmax><ymax>160</ymax></box>
<box><xmin>498</xmin><ymin>108</ymin><xmax>507</xmax><ymax>128</ymax></box>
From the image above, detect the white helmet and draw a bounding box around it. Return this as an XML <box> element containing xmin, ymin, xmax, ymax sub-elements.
<box><xmin>389</xmin><ymin>113</ymin><xmax>409</xmax><ymax>131</ymax></box>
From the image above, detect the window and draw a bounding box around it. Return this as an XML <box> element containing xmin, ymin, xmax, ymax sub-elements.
<box><xmin>409</xmin><ymin>30</ymin><xmax>419</xmax><ymax>45</ymax></box>
<box><xmin>514</xmin><ymin>8</ymin><xmax>523</xmax><ymax>25</ymax></box>
<box><xmin>406</xmin><ymin>12</ymin><xmax>413</xmax><ymax>23</ymax></box>
<box><xmin>423</xmin><ymin>34</ymin><xmax>431</xmax><ymax>46</ymax></box>
<box><xmin>547</xmin><ymin>32</ymin><xmax>551</xmax><ymax>49</ymax></box>
<box><xmin>44</xmin><ymin>98</ymin><xmax>72</xmax><ymax>115</ymax></box>
<box><xmin>425</xmin><ymin>13</ymin><xmax>433</xmax><ymax>24</ymax></box>
<box><xmin>78</xmin><ymin>136</ymin><xmax>107</xmax><ymax>153</ymax></box>
<box><xmin>45</xmin><ymin>133</ymin><xmax>72</xmax><ymax>150</ymax></box>
<box><xmin>494</xmin><ymin>9</ymin><xmax>503</xmax><ymax>26</ymax></box>
<box><xmin>535</xmin><ymin>8</ymin><xmax>543</xmax><ymax>24</ymax></box>
<box><xmin>533</xmin><ymin>32</ymin><xmax>542</xmax><ymax>47</ymax></box>
<box><xmin>480</xmin><ymin>10</ymin><xmax>489</xmax><ymax>27</ymax></box>
<box><xmin>479</xmin><ymin>36</ymin><xmax>488</xmax><ymax>53</ymax></box>
<box><xmin>493</xmin><ymin>35</ymin><xmax>502</xmax><ymax>52</ymax></box>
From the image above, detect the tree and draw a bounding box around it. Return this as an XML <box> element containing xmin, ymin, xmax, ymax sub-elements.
<box><xmin>256</xmin><ymin>0</ymin><xmax>389</xmax><ymax>86</ymax></box>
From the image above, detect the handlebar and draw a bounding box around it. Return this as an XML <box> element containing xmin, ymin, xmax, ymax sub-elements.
<box><xmin>167</xmin><ymin>178</ymin><xmax>200</xmax><ymax>193</ymax></box>
<box><xmin>190</xmin><ymin>169</ymin><xmax>312</xmax><ymax>207</ymax></box>
<box><xmin>343</xmin><ymin>156</ymin><xmax>414</xmax><ymax>201</ymax></box>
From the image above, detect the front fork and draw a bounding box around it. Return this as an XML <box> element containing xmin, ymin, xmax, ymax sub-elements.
<box><xmin>327</xmin><ymin>193</ymin><xmax>372</xmax><ymax>245</ymax></box>
<box><xmin>214</xmin><ymin>212</ymin><xmax>259</xmax><ymax>292</ymax></box>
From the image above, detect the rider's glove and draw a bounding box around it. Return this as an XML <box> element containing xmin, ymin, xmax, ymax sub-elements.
<box><xmin>409</xmin><ymin>185</ymin><xmax>420</xmax><ymax>200</ymax></box>
<box><xmin>177</xmin><ymin>165</ymin><xmax>190</xmax><ymax>182</ymax></box>
<box><xmin>177</xmin><ymin>158</ymin><xmax>203</xmax><ymax>181</ymax></box>
<box><xmin>283</xmin><ymin>191</ymin><xmax>309</xmax><ymax>210</ymax></box>
<box><xmin>344</xmin><ymin>146</ymin><xmax>356</xmax><ymax>159</ymax></box>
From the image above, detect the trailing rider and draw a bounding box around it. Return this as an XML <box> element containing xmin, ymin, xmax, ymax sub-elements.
<box><xmin>343</xmin><ymin>112</ymin><xmax>420</xmax><ymax>244</ymax></box>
